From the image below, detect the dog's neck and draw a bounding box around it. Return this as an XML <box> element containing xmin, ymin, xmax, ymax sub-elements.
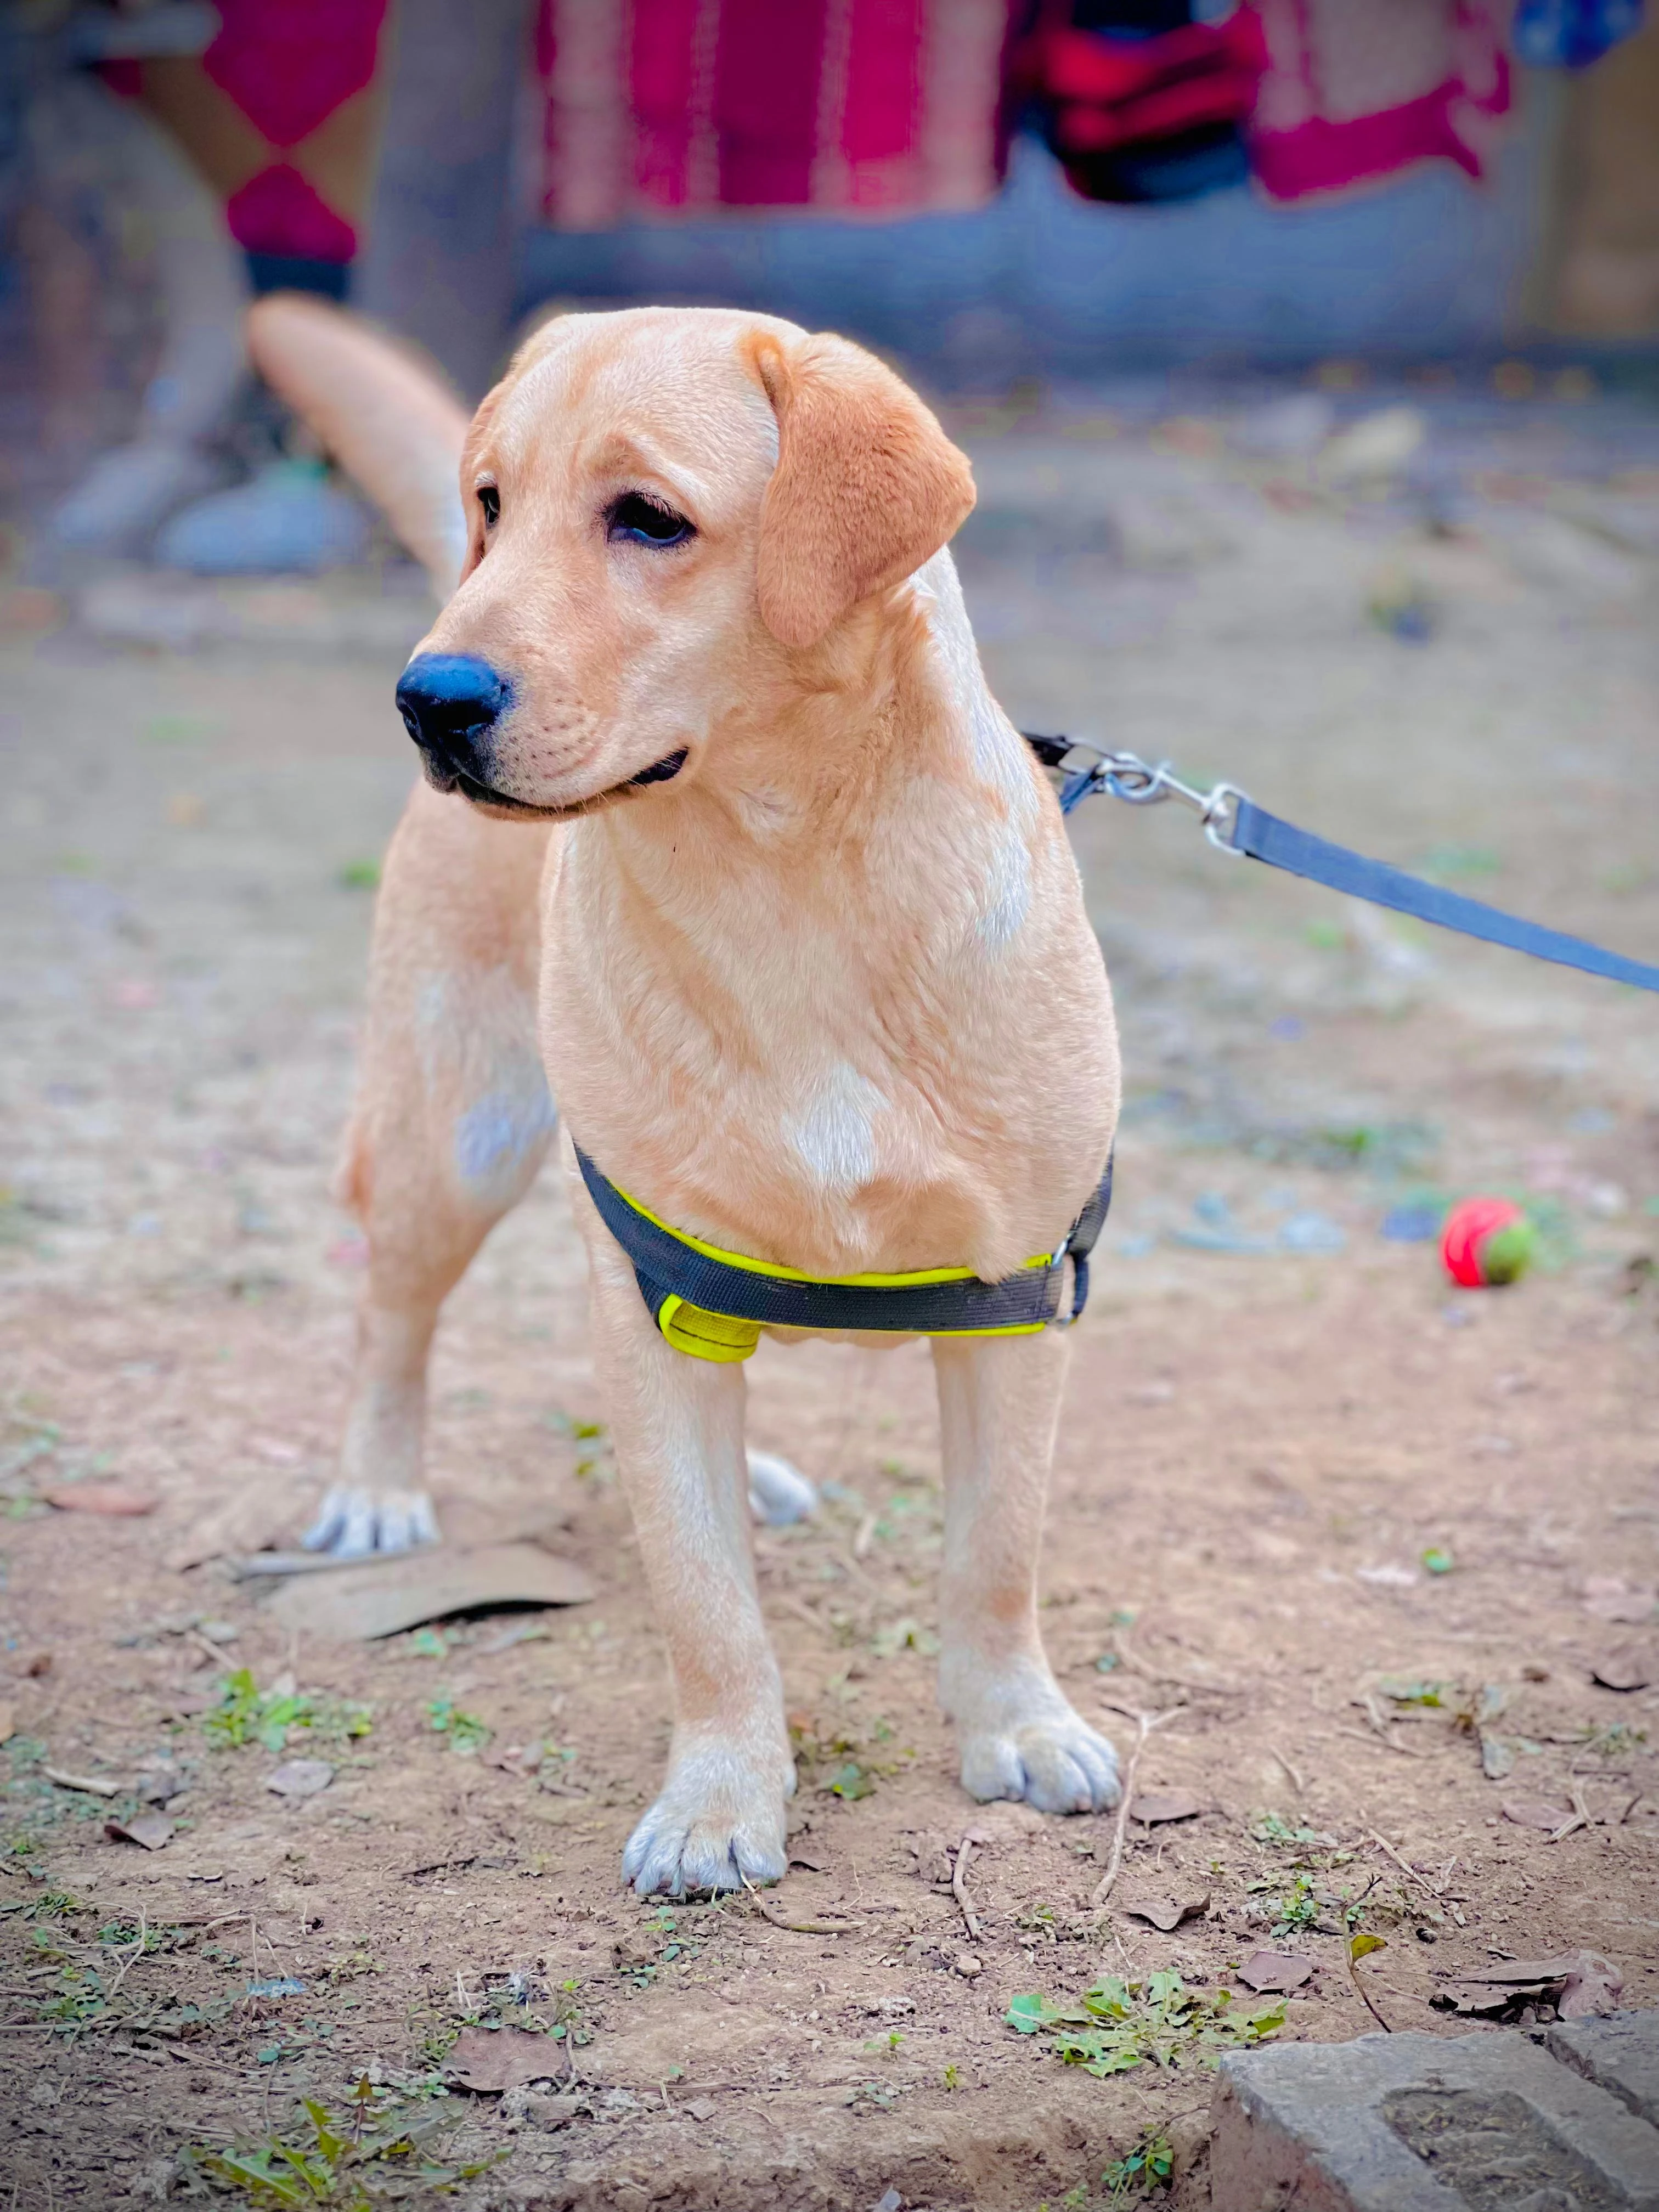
<box><xmin>591</xmin><ymin>550</ymin><xmax>1037</xmax><ymax>905</ymax></box>
<box><xmin>545</xmin><ymin>550</ymin><xmax>1114</xmax><ymax>1278</ymax></box>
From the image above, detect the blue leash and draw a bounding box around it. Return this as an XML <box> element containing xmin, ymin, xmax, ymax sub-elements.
<box><xmin>1024</xmin><ymin>735</ymin><xmax>1659</xmax><ymax>997</ymax></box>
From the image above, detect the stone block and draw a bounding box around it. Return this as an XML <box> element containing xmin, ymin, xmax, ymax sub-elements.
<box><xmin>1210</xmin><ymin>2024</ymin><xmax>1659</xmax><ymax>2211</ymax></box>
<box><xmin>1547</xmin><ymin>2009</ymin><xmax>1659</xmax><ymax>2131</ymax></box>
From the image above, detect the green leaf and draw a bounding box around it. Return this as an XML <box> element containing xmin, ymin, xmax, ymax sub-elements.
<box><xmin>1082</xmin><ymin>2047</ymin><xmax>1144</xmax><ymax>2076</ymax></box>
<box><xmin>1350</xmin><ymin>1933</ymin><xmax>1387</xmax><ymax>1962</ymax></box>
<box><xmin>1005</xmin><ymin>1994</ymin><xmax>1053</xmax><ymax>2034</ymax></box>
<box><xmin>302</xmin><ymin>2098</ymin><xmax>347</xmax><ymax>2165</ymax></box>
<box><xmin>1081</xmin><ymin>1977</ymin><xmax>1133</xmax><ymax>2018</ymax></box>
<box><xmin>1375</xmin><ymin>1677</ymin><xmax>1446</xmax><ymax>1708</ymax></box>
<box><xmin>1421</xmin><ymin>1547</ymin><xmax>1455</xmax><ymax>1576</ymax></box>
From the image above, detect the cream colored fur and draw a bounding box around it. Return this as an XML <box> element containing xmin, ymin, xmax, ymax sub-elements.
<box><xmin>249</xmin><ymin>297</ymin><xmax>1122</xmax><ymax>1894</ymax></box>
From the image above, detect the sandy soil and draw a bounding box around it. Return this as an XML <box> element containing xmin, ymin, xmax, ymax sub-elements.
<box><xmin>2</xmin><ymin>376</ymin><xmax>1658</xmax><ymax>2210</ymax></box>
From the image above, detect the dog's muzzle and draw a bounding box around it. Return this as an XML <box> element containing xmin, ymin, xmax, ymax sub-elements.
<box><xmin>395</xmin><ymin>652</ymin><xmax>511</xmax><ymax>790</ymax></box>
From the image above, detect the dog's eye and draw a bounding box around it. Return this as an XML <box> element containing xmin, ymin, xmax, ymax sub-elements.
<box><xmin>607</xmin><ymin>492</ymin><xmax>693</xmax><ymax>548</ymax></box>
<box><xmin>477</xmin><ymin>483</ymin><xmax>501</xmax><ymax>531</ymax></box>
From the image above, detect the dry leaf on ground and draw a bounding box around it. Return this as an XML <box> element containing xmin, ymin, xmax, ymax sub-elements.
<box><xmin>266</xmin><ymin>1758</ymin><xmax>334</xmax><ymax>1798</ymax></box>
<box><xmin>1582</xmin><ymin>1578</ymin><xmax>1657</xmax><ymax>1624</ymax></box>
<box><xmin>1130</xmin><ymin>1791</ymin><xmax>1202</xmax><ymax>1826</ymax></box>
<box><xmin>1237</xmin><ymin>1951</ymin><xmax>1314</xmax><ymax>1993</ymax></box>
<box><xmin>105</xmin><ymin>1812</ymin><xmax>174</xmax><ymax>1851</ymax></box>
<box><xmin>1500</xmin><ymin>1798</ymin><xmax>1572</xmax><ymax>1831</ymax></box>
<box><xmin>445</xmin><ymin>2025</ymin><xmax>566</xmax><ymax>2094</ymax></box>
<box><xmin>1119</xmin><ymin>1892</ymin><xmax>1210</xmax><ymax>1932</ymax></box>
<box><xmin>40</xmin><ymin>1484</ymin><xmax>158</xmax><ymax>1517</ymax></box>
<box><xmin>1432</xmin><ymin>1949</ymin><xmax>1623</xmax><ymax>2020</ymax></box>
<box><xmin>1590</xmin><ymin>1647</ymin><xmax>1653</xmax><ymax>1692</ymax></box>
<box><xmin>268</xmin><ymin>1541</ymin><xmax>595</xmax><ymax>1640</ymax></box>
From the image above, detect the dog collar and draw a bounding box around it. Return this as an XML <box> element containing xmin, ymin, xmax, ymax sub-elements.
<box><xmin>575</xmin><ymin>1148</ymin><xmax>1113</xmax><ymax>1364</ymax></box>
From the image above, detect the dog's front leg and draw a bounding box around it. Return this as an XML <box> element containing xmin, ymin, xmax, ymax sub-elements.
<box><xmin>933</xmin><ymin>1331</ymin><xmax>1120</xmax><ymax>1814</ymax></box>
<box><xmin>573</xmin><ymin>1173</ymin><xmax>793</xmax><ymax>1895</ymax></box>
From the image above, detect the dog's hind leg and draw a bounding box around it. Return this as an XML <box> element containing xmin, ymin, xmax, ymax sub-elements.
<box><xmin>303</xmin><ymin>782</ymin><xmax>555</xmax><ymax>1559</ymax></box>
<box><xmin>933</xmin><ymin>1331</ymin><xmax>1121</xmax><ymax>1814</ymax></box>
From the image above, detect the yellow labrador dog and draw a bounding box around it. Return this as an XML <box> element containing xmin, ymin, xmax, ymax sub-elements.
<box><xmin>249</xmin><ymin>297</ymin><xmax>1121</xmax><ymax>1897</ymax></box>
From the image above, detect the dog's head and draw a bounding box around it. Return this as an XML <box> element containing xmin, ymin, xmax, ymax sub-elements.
<box><xmin>394</xmin><ymin>308</ymin><xmax>975</xmax><ymax>820</ymax></box>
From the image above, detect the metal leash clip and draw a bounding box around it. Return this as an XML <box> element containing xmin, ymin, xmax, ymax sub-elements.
<box><xmin>1051</xmin><ymin>739</ymin><xmax>1248</xmax><ymax>855</ymax></box>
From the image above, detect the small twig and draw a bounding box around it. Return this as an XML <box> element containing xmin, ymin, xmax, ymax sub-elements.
<box><xmin>1113</xmin><ymin>1630</ymin><xmax>1241</xmax><ymax>1696</ymax></box>
<box><xmin>104</xmin><ymin>1911</ymin><xmax>148</xmax><ymax>2000</ymax></box>
<box><xmin>1332</xmin><ymin>1725</ymin><xmax>1434</xmax><ymax>1761</ymax></box>
<box><xmin>951</xmin><ymin>1837</ymin><xmax>981</xmax><ymax>1943</ymax></box>
<box><xmin>742</xmin><ymin>1877</ymin><xmax>856</xmax><ymax>1937</ymax></box>
<box><xmin>1347</xmin><ymin>1948</ymin><xmax>1393</xmax><ymax>2034</ymax></box>
<box><xmin>1090</xmin><ymin>1709</ymin><xmax>1177</xmax><ymax>1908</ymax></box>
<box><xmin>41</xmin><ymin>1768</ymin><xmax>120</xmax><ymax>1799</ymax></box>
<box><xmin>1548</xmin><ymin>1787</ymin><xmax>1593</xmax><ymax>1846</ymax></box>
<box><xmin>752</xmin><ymin>1899</ymin><xmax>856</xmax><ymax>1936</ymax></box>
<box><xmin>1367</xmin><ymin>1831</ymin><xmax>1442</xmax><ymax>1898</ymax></box>
<box><xmin>1269</xmin><ymin>1745</ymin><xmax>1306</xmax><ymax>1797</ymax></box>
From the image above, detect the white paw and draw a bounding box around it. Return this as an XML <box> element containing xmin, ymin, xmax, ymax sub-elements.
<box><xmin>622</xmin><ymin>1746</ymin><xmax>792</xmax><ymax>1897</ymax></box>
<box><xmin>746</xmin><ymin>1449</ymin><xmax>817</xmax><ymax>1527</ymax></box>
<box><xmin>300</xmin><ymin>1483</ymin><xmax>438</xmax><ymax>1560</ymax></box>
<box><xmin>957</xmin><ymin>1700</ymin><xmax>1120</xmax><ymax>1815</ymax></box>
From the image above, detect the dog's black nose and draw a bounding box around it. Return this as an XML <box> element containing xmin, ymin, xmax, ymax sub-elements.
<box><xmin>395</xmin><ymin>653</ymin><xmax>511</xmax><ymax>780</ymax></box>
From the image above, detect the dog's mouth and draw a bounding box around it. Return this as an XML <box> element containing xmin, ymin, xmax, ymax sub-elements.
<box><xmin>428</xmin><ymin>749</ymin><xmax>690</xmax><ymax>821</ymax></box>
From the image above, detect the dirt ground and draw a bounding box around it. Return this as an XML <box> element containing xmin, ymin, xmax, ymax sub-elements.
<box><xmin>3</xmin><ymin>370</ymin><xmax>1659</xmax><ymax>2211</ymax></box>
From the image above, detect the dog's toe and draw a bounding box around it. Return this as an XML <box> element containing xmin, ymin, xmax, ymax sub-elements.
<box><xmin>960</xmin><ymin>1708</ymin><xmax>1120</xmax><ymax>1816</ymax></box>
<box><xmin>746</xmin><ymin>1450</ymin><xmax>816</xmax><ymax>1527</ymax></box>
<box><xmin>300</xmin><ymin>1485</ymin><xmax>437</xmax><ymax>1559</ymax></box>
<box><xmin>622</xmin><ymin>1750</ymin><xmax>791</xmax><ymax>1897</ymax></box>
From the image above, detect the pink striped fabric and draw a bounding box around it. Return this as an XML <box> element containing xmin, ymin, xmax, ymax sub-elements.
<box><xmin>536</xmin><ymin>0</ymin><xmax>1015</xmax><ymax>226</ymax></box>
<box><xmin>1246</xmin><ymin>0</ymin><xmax>1513</xmax><ymax>204</ymax></box>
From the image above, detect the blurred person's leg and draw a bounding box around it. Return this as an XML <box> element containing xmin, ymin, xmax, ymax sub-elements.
<box><xmin>31</xmin><ymin>74</ymin><xmax>245</xmax><ymax>558</ymax></box>
<box><xmin>357</xmin><ymin>0</ymin><xmax>529</xmax><ymax>400</ymax></box>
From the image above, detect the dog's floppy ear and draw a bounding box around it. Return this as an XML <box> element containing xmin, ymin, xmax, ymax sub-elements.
<box><xmin>748</xmin><ymin>331</ymin><xmax>975</xmax><ymax>650</ymax></box>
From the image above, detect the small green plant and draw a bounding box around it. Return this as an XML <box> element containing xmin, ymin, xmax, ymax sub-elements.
<box><xmin>1103</xmin><ymin>2130</ymin><xmax>1176</xmax><ymax>2198</ymax></box>
<box><xmin>1375</xmin><ymin>1679</ymin><xmax>1449</xmax><ymax>1708</ymax></box>
<box><xmin>871</xmin><ymin>1616</ymin><xmax>940</xmax><ymax>1659</ymax></box>
<box><xmin>828</xmin><ymin>1760</ymin><xmax>876</xmax><ymax>1801</ymax></box>
<box><xmin>195</xmin><ymin>2084</ymin><xmax>496</xmax><ymax>2207</ymax></box>
<box><xmin>337</xmin><ymin>859</ymin><xmax>381</xmax><ymax>890</ymax></box>
<box><xmin>425</xmin><ymin>1697</ymin><xmax>490</xmax><ymax>1755</ymax></box>
<box><xmin>1250</xmin><ymin>1813</ymin><xmax>1321</xmax><ymax>1849</ymax></box>
<box><xmin>1266</xmin><ymin>1872</ymin><xmax>1319</xmax><ymax>1936</ymax></box>
<box><xmin>941</xmin><ymin>2063</ymin><xmax>960</xmax><ymax>2090</ymax></box>
<box><xmin>1006</xmin><ymin>1972</ymin><xmax>1284</xmax><ymax>2078</ymax></box>
<box><xmin>205</xmin><ymin>1670</ymin><xmax>371</xmax><ymax>1754</ymax></box>
<box><xmin>862</xmin><ymin>2029</ymin><xmax>905</xmax><ymax>2058</ymax></box>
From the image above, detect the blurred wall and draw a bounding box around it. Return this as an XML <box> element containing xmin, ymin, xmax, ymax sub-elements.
<box><xmin>514</xmin><ymin>98</ymin><xmax>1559</xmax><ymax>388</ymax></box>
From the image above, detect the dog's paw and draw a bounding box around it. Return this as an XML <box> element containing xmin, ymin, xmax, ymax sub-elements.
<box><xmin>957</xmin><ymin>1701</ymin><xmax>1120</xmax><ymax>1816</ymax></box>
<box><xmin>622</xmin><ymin>1747</ymin><xmax>792</xmax><ymax>1897</ymax></box>
<box><xmin>746</xmin><ymin>1449</ymin><xmax>816</xmax><ymax>1527</ymax></box>
<box><xmin>300</xmin><ymin>1483</ymin><xmax>438</xmax><ymax>1560</ymax></box>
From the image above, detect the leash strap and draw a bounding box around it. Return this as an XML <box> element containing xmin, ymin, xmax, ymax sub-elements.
<box><xmin>1025</xmin><ymin>735</ymin><xmax>1659</xmax><ymax>996</ymax></box>
<box><xmin>576</xmin><ymin>1146</ymin><xmax>1113</xmax><ymax>1364</ymax></box>
<box><xmin>1231</xmin><ymin>800</ymin><xmax>1659</xmax><ymax>995</ymax></box>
